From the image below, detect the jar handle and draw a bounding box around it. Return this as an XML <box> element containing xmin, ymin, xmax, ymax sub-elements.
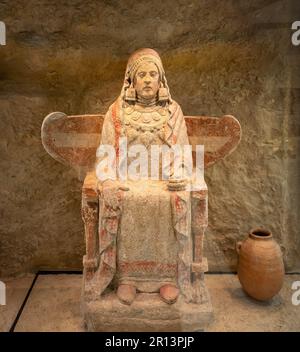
<box><xmin>236</xmin><ymin>241</ymin><xmax>242</xmax><ymax>255</ymax></box>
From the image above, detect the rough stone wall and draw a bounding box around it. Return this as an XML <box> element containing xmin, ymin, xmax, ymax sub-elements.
<box><xmin>0</xmin><ymin>0</ymin><xmax>299</xmax><ymax>276</ymax></box>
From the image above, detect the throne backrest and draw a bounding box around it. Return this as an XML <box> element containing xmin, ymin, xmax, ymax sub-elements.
<box><xmin>41</xmin><ymin>112</ymin><xmax>241</xmax><ymax>179</ymax></box>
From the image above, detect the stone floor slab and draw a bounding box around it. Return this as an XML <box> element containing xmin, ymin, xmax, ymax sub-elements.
<box><xmin>14</xmin><ymin>274</ymin><xmax>84</xmax><ymax>332</ymax></box>
<box><xmin>13</xmin><ymin>273</ymin><xmax>300</xmax><ymax>332</ymax></box>
<box><xmin>206</xmin><ymin>274</ymin><xmax>300</xmax><ymax>332</ymax></box>
<box><xmin>0</xmin><ymin>274</ymin><xmax>35</xmax><ymax>332</ymax></box>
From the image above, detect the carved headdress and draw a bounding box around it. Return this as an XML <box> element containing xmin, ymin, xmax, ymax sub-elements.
<box><xmin>120</xmin><ymin>48</ymin><xmax>172</xmax><ymax>106</ymax></box>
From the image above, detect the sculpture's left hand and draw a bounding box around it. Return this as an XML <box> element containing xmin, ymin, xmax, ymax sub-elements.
<box><xmin>100</xmin><ymin>180</ymin><xmax>129</xmax><ymax>209</ymax></box>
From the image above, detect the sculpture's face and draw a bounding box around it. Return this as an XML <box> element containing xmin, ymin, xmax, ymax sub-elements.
<box><xmin>133</xmin><ymin>61</ymin><xmax>160</xmax><ymax>100</ymax></box>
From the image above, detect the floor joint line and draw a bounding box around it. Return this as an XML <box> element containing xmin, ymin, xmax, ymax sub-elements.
<box><xmin>9</xmin><ymin>273</ymin><xmax>39</xmax><ymax>332</ymax></box>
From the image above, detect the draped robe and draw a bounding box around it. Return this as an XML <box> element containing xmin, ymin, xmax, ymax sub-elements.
<box><xmin>91</xmin><ymin>97</ymin><xmax>193</xmax><ymax>299</ymax></box>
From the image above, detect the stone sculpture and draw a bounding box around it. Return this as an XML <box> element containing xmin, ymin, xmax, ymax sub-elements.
<box><xmin>41</xmin><ymin>48</ymin><xmax>241</xmax><ymax>331</ymax></box>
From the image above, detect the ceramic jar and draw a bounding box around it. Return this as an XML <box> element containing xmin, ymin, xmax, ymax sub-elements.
<box><xmin>236</xmin><ymin>228</ymin><xmax>284</xmax><ymax>301</ymax></box>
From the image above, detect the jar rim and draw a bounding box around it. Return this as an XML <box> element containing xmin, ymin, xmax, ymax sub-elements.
<box><xmin>249</xmin><ymin>228</ymin><xmax>272</xmax><ymax>240</ymax></box>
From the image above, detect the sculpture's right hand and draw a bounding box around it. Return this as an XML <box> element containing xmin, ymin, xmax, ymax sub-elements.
<box><xmin>101</xmin><ymin>180</ymin><xmax>120</xmax><ymax>210</ymax></box>
<box><xmin>101</xmin><ymin>179</ymin><xmax>117</xmax><ymax>189</ymax></box>
<box><xmin>101</xmin><ymin>179</ymin><xmax>130</xmax><ymax>191</ymax></box>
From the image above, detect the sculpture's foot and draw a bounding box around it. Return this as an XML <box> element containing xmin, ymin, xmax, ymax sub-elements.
<box><xmin>117</xmin><ymin>284</ymin><xmax>136</xmax><ymax>305</ymax></box>
<box><xmin>159</xmin><ymin>284</ymin><xmax>179</xmax><ymax>304</ymax></box>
